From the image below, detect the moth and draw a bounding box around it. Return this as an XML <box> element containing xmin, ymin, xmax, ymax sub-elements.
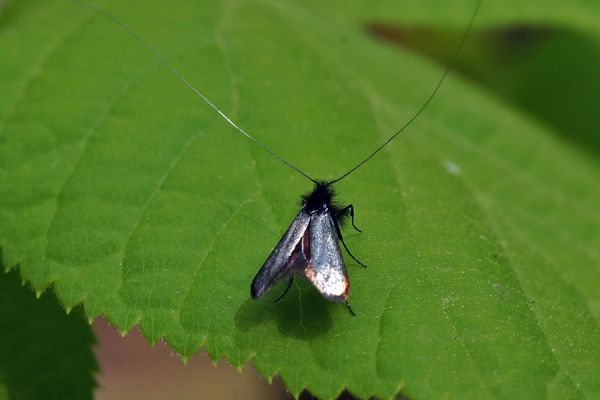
<box><xmin>74</xmin><ymin>0</ymin><xmax>480</xmax><ymax>315</ymax></box>
<box><xmin>251</xmin><ymin>181</ymin><xmax>365</xmax><ymax>315</ymax></box>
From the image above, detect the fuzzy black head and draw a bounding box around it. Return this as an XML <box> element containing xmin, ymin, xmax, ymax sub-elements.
<box><xmin>301</xmin><ymin>181</ymin><xmax>333</xmax><ymax>212</ymax></box>
<box><xmin>301</xmin><ymin>181</ymin><xmax>348</xmax><ymax>226</ymax></box>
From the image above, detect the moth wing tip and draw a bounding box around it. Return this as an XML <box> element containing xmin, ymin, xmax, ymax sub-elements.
<box><xmin>250</xmin><ymin>283</ymin><xmax>262</xmax><ymax>300</ymax></box>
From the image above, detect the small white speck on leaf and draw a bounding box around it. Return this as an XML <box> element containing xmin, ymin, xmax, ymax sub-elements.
<box><xmin>443</xmin><ymin>159</ymin><xmax>462</xmax><ymax>175</ymax></box>
<box><xmin>442</xmin><ymin>297</ymin><xmax>451</xmax><ymax>309</ymax></box>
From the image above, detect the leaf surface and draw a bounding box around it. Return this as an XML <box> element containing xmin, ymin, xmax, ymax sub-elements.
<box><xmin>0</xmin><ymin>0</ymin><xmax>599</xmax><ymax>398</ymax></box>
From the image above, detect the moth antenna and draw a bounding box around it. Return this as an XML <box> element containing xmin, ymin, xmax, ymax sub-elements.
<box><xmin>71</xmin><ymin>0</ymin><xmax>318</xmax><ymax>184</ymax></box>
<box><xmin>330</xmin><ymin>0</ymin><xmax>482</xmax><ymax>184</ymax></box>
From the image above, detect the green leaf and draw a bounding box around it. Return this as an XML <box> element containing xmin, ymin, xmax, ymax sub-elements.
<box><xmin>0</xmin><ymin>385</ymin><xmax>8</xmax><ymax>400</ymax></box>
<box><xmin>1</xmin><ymin>0</ymin><xmax>599</xmax><ymax>398</ymax></box>
<box><xmin>0</xmin><ymin>269</ymin><xmax>97</xmax><ymax>400</ymax></box>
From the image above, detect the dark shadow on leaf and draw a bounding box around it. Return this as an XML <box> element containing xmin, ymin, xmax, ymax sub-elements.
<box><xmin>235</xmin><ymin>278</ymin><xmax>332</xmax><ymax>341</ymax></box>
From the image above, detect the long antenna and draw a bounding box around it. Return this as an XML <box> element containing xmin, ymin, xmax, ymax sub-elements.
<box><xmin>71</xmin><ymin>0</ymin><xmax>318</xmax><ymax>184</ymax></box>
<box><xmin>330</xmin><ymin>0</ymin><xmax>482</xmax><ymax>184</ymax></box>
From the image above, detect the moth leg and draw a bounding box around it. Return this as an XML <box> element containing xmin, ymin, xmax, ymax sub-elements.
<box><xmin>335</xmin><ymin>221</ymin><xmax>367</xmax><ymax>268</ymax></box>
<box><xmin>345</xmin><ymin>301</ymin><xmax>356</xmax><ymax>317</ymax></box>
<box><xmin>273</xmin><ymin>278</ymin><xmax>294</xmax><ymax>303</ymax></box>
<box><xmin>338</xmin><ymin>204</ymin><xmax>361</xmax><ymax>233</ymax></box>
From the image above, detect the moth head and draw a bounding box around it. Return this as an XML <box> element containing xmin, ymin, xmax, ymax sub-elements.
<box><xmin>301</xmin><ymin>181</ymin><xmax>335</xmax><ymax>212</ymax></box>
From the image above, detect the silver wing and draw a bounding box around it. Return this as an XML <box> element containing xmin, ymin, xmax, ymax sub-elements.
<box><xmin>251</xmin><ymin>209</ymin><xmax>310</xmax><ymax>299</ymax></box>
<box><xmin>303</xmin><ymin>208</ymin><xmax>349</xmax><ymax>302</ymax></box>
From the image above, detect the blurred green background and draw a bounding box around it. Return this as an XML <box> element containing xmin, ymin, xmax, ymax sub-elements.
<box><xmin>385</xmin><ymin>24</ymin><xmax>600</xmax><ymax>158</ymax></box>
